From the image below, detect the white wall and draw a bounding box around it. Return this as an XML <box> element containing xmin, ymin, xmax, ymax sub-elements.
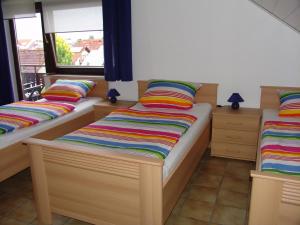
<box><xmin>111</xmin><ymin>0</ymin><xmax>300</xmax><ymax>108</ymax></box>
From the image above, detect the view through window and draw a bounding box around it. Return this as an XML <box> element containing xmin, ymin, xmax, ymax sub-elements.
<box><xmin>54</xmin><ymin>31</ymin><xmax>104</xmax><ymax>67</ymax></box>
<box><xmin>14</xmin><ymin>13</ymin><xmax>45</xmax><ymax>101</ymax></box>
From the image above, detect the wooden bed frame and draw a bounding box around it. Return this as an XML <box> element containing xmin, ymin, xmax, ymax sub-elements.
<box><xmin>249</xmin><ymin>86</ymin><xmax>300</xmax><ymax>225</ymax></box>
<box><xmin>24</xmin><ymin>81</ymin><xmax>218</xmax><ymax>225</ymax></box>
<box><xmin>0</xmin><ymin>75</ymin><xmax>108</xmax><ymax>182</ymax></box>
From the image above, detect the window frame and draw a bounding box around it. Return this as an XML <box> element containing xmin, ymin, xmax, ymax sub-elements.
<box><xmin>10</xmin><ymin>1</ymin><xmax>104</xmax><ymax>82</ymax></box>
<box><xmin>50</xmin><ymin>32</ymin><xmax>104</xmax><ymax>75</ymax></box>
<box><xmin>9</xmin><ymin>2</ymin><xmax>47</xmax><ymax>100</ymax></box>
<box><xmin>41</xmin><ymin>3</ymin><xmax>104</xmax><ymax>76</ymax></box>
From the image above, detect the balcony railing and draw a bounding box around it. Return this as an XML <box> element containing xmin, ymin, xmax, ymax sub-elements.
<box><xmin>20</xmin><ymin>64</ymin><xmax>46</xmax><ymax>101</ymax></box>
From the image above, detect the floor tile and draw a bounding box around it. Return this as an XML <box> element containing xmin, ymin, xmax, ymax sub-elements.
<box><xmin>188</xmin><ymin>186</ymin><xmax>218</xmax><ymax>204</ymax></box>
<box><xmin>179</xmin><ymin>199</ymin><xmax>214</xmax><ymax>222</ymax></box>
<box><xmin>204</xmin><ymin>157</ymin><xmax>228</xmax><ymax>166</ymax></box>
<box><xmin>6</xmin><ymin>199</ymin><xmax>37</xmax><ymax>223</ymax></box>
<box><xmin>227</xmin><ymin>160</ymin><xmax>253</xmax><ymax>169</ymax></box>
<box><xmin>225</xmin><ymin>165</ymin><xmax>250</xmax><ymax>180</ymax></box>
<box><xmin>217</xmin><ymin>189</ymin><xmax>248</xmax><ymax>209</ymax></box>
<box><xmin>0</xmin><ymin>194</ymin><xmax>28</xmax><ymax>216</ymax></box>
<box><xmin>198</xmin><ymin>163</ymin><xmax>226</xmax><ymax>176</ymax></box>
<box><xmin>165</xmin><ymin>215</ymin><xmax>177</xmax><ymax>225</ymax></box>
<box><xmin>212</xmin><ymin>205</ymin><xmax>246</xmax><ymax>225</ymax></box>
<box><xmin>66</xmin><ymin>219</ymin><xmax>93</xmax><ymax>225</ymax></box>
<box><xmin>174</xmin><ymin>216</ymin><xmax>209</xmax><ymax>225</ymax></box>
<box><xmin>180</xmin><ymin>183</ymin><xmax>192</xmax><ymax>199</ymax></box>
<box><xmin>0</xmin><ymin>217</ymin><xmax>26</xmax><ymax>225</ymax></box>
<box><xmin>30</xmin><ymin>213</ymin><xmax>70</xmax><ymax>225</ymax></box>
<box><xmin>0</xmin><ymin>150</ymin><xmax>253</xmax><ymax>225</ymax></box>
<box><xmin>172</xmin><ymin>197</ymin><xmax>186</xmax><ymax>216</ymax></box>
<box><xmin>192</xmin><ymin>173</ymin><xmax>222</xmax><ymax>188</ymax></box>
<box><xmin>220</xmin><ymin>176</ymin><xmax>250</xmax><ymax>194</ymax></box>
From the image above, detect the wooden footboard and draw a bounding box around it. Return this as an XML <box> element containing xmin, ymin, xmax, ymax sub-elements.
<box><xmin>249</xmin><ymin>86</ymin><xmax>300</xmax><ymax>225</ymax></box>
<box><xmin>26</xmin><ymin>139</ymin><xmax>164</xmax><ymax>225</ymax></box>
<box><xmin>249</xmin><ymin>171</ymin><xmax>300</xmax><ymax>225</ymax></box>
<box><xmin>24</xmin><ymin>121</ymin><xmax>211</xmax><ymax>225</ymax></box>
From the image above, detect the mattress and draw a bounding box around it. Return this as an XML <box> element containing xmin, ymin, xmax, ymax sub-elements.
<box><xmin>0</xmin><ymin>97</ymin><xmax>102</xmax><ymax>149</ymax></box>
<box><xmin>259</xmin><ymin>109</ymin><xmax>300</xmax><ymax>174</ymax></box>
<box><xmin>131</xmin><ymin>103</ymin><xmax>212</xmax><ymax>179</ymax></box>
<box><xmin>262</xmin><ymin>109</ymin><xmax>300</xmax><ymax>124</ymax></box>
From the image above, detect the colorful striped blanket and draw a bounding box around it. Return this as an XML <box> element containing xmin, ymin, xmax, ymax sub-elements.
<box><xmin>0</xmin><ymin>101</ymin><xmax>75</xmax><ymax>135</ymax></box>
<box><xmin>261</xmin><ymin>121</ymin><xmax>300</xmax><ymax>176</ymax></box>
<box><xmin>57</xmin><ymin>108</ymin><xmax>197</xmax><ymax>159</ymax></box>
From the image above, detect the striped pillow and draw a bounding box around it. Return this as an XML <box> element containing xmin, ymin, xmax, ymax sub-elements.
<box><xmin>279</xmin><ymin>91</ymin><xmax>300</xmax><ymax>117</ymax></box>
<box><xmin>42</xmin><ymin>79</ymin><xmax>95</xmax><ymax>102</ymax></box>
<box><xmin>140</xmin><ymin>80</ymin><xmax>201</xmax><ymax>110</ymax></box>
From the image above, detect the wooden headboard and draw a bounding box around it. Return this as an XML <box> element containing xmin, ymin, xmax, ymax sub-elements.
<box><xmin>44</xmin><ymin>75</ymin><xmax>108</xmax><ymax>99</ymax></box>
<box><xmin>260</xmin><ymin>85</ymin><xmax>300</xmax><ymax>109</ymax></box>
<box><xmin>137</xmin><ymin>80</ymin><xmax>218</xmax><ymax>108</ymax></box>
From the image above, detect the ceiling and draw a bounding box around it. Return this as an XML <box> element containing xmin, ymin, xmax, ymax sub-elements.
<box><xmin>250</xmin><ymin>0</ymin><xmax>300</xmax><ymax>32</ymax></box>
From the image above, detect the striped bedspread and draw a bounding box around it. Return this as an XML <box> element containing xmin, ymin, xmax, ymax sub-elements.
<box><xmin>57</xmin><ymin>108</ymin><xmax>197</xmax><ymax>159</ymax></box>
<box><xmin>0</xmin><ymin>101</ymin><xmax>75</xmax><ymax>135</ymax></box>
<box><xmin>261</xmin><ymin>121</ymin><xmax>300</xmax><ymax>176</ymax></box>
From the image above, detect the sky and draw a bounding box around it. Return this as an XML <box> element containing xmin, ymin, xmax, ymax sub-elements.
<box><xmin>15</xmin><ymin>14</ymin><xmax>43</xmax><ymax>40</ymax></box>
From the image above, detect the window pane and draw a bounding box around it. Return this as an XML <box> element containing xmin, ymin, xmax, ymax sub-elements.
<box><xmin>15</xmin><ymin>13</ymin><xmax>45</xmax><ymax>101</ymax></box>
<box><xmin>55</xmin><ymin>31</ymin><xmax>104</xmax><ymax>67</ymax></box>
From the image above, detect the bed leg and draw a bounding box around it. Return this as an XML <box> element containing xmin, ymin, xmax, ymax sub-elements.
<box><xmin>29</xmin><ymin>145</ymin><xmax>52</xmax><ymax>225</ymax></box>
<box><xmin>140</xmin><ymin>164</ymin><xmax>163</xmax><ymax>225</ymax></box>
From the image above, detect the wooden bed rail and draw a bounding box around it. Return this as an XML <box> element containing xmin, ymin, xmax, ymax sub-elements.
<box><xmin>251</xmin><ymin>171</ymin><xmax>300</xmax><ymax>183</ymax></box>
<box><xmin>24</xmin><ymin>138</ymin><xmax>165</xmax><ymax>225</ymax></box>
<box><xmin>24</xmin><ymin>138</ymin><xmax>164</xmax><ymax>166</ymax></box>
<box><xmin>249</xmin><ymin>171</ymin><xmax>300</xmax><ymax>225</ymax></box>
<box><xmin>248</xmin><ymin>85</ymin><xmax>300</xmax><ymax>225</ymax></box>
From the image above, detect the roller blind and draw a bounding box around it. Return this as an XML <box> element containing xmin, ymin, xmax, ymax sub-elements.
<box><xmin>42</xmin><ymin>0</ymin><xmax>103</xmax><ymax>33</ymax></box>
<box><xmin>2</xmin><ymin>0</ymin><xmax>36</xmax><ymax>19</ymax></box>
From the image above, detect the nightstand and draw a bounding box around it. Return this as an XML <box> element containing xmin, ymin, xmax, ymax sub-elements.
<box><xmin>211</xmin><ymin>106</ymin><xmax>261</xmax><ymax>161</ymax></box>
<box><xmin>94</xmin><ymin>100</ymin><xmax>137</xmax><ymax>120</ymax></box>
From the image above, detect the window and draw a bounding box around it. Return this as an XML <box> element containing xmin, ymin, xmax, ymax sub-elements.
<box><xmin>14</xmin><ymin>13</ymin><xmax>46</xmax><ymax>100</ymax></box>
<box><xmin>8</xmin><ymin>1</ymin><xmax>104</xmax><ymax>78</ymax></box>
<box><xmin>42</xmin><ymin>0</ymin><xmax>104</xmax><ymax>75</ymax></box>
<box><xmin>54</xmin><ymin>31</ymin><xmax>104</xmax><ymax>67</ymax></box>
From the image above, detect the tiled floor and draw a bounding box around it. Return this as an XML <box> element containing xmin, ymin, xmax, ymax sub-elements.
<box><xmin>0</xmin><ymin>149</ymin><xmax>254</xmax><ymax>225</ymax></box>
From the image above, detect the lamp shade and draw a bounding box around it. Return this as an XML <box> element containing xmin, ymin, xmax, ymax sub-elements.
<box><xmin>107</xmin><ymin>88</ymin><xmax>120</xmax><ymax>98</ymax></box>
<box><xmin>227</xmin><ymin>93</ymin><xmax>244</xmax><ymax>103</ymax></box>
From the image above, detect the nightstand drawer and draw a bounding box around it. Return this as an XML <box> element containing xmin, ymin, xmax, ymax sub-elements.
<box><xmin>213</xmin><ymin>115</ymin><xmax>260</xmax><ymax>131</ymax></box>
<box><xmin>211</xmin><ymin>142</ymin><xmax>257</xmax><ymax>161</ymax></box>
<box><xmin>212</xmin><ymin>128</ymin><xmax>258</xmax><ymax>145</ymax></box>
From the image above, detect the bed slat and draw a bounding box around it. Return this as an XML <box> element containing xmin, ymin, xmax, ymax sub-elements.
<box><xmin>282</xmin><ymin>182</ymin><xmax>300</xmax><ymax>206</ymax></box>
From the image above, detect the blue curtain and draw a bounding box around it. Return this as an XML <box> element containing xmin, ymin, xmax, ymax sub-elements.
<box><xmin>102</xmin><ymin>0</ymin><xmax>133</xmax><ymax>81</ymax></box>
<box><xmin>0</xmin><ymin>0</ymin><xmax>13</xmax><ymax>105</ymax></box>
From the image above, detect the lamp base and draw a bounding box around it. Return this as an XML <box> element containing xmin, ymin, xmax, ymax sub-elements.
<box><xmin>231</xmin><ymin>102</ymin><xmax>240</xmax><ymax>110</ymax></box>
<box><xmin>109</xmin><ymin>97</ymin><xmax>117</xmax><ymax>104</ymax></box>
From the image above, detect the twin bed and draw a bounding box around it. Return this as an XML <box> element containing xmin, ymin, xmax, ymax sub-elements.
<box><xmin>0</xmin><ymin>75</ymin><xmax>108</xmax><ymax>182</ymax></box>
<box><xmin>249</xmin><ymin>86</ymin><xmax>300</xmax><ymax>225</ymax></box>
<box><xmin>5</xmin><ymin>78</ymin><xmax>299</xmax><ymax>225</ymax></box>
<box><xmin>24</xmin><ymin>80</ymin><xmax>218</xmax><ymax>225</ymax></box>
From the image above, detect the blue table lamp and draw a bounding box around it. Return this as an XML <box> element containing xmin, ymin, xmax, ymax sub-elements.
<box><xmin>107</xmin><ymin>88</ymin><xmax>120</xmax><ymax>103</ymax></box>
<box><xmin>228</xmin><ymin>93</ymin><xmax>244</xmax><ymax>110</ymax></box>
